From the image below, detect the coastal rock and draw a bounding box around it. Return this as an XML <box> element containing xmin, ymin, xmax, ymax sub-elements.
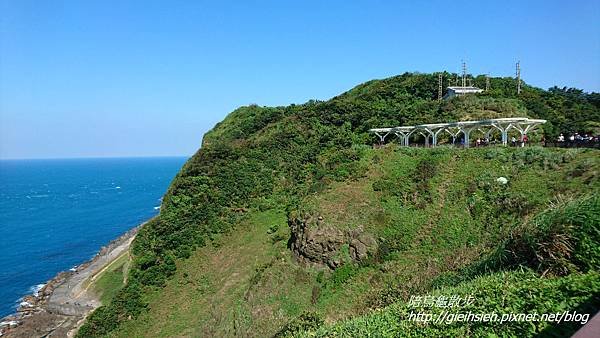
<box><xmin>21</xmin><ymin>296</ymin><xmax>36</xmax><ymax>305</ymax></box>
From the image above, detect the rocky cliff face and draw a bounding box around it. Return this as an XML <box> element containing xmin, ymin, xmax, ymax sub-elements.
<box><xmin>287</xmin><ymin>213</ymin><xmax>378</xmax><ymax>269</ymax></box>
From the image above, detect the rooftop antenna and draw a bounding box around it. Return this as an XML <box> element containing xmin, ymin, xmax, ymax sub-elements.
<box><xmin>516</xmin><ymin>61</ymin><xmax>521</xmax><ymax>95</ymax></box>
<box><xmin>462</xmin><ymin>60</ymin><xmax>467</xmax><ymax>88</ymax></box>
<box><xmin>485</xmin><ymin>74</ymin><xmax>490</xmax><ymax>91</ymax></box>
<box><xmin>438</xmin><ymin>73</ymin><xmax>443</xmax><ymax>100</ymax></box>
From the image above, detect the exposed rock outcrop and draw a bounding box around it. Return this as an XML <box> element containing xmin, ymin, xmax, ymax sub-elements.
<box><xmin>288</xmin><ymin>213</ymin><xmax>378</xmax><ymax>269</ymax></box>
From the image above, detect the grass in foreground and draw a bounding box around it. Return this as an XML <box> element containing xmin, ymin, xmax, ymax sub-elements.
<box><xmin>292</xmin><ymin>270</ymin><xmax>600</xmax><ymax>337</ymax></box>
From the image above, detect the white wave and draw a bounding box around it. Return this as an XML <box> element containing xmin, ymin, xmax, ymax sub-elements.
<box><xmin>29</xmin><ymin>283</ymin><xmax>45</xmax><ymax>296</ymax></box>
<box><xmin>0</xmin><ymin>320</ymin><xmax>19</xmax><ymax>327</ymax></box>
<box><xmin>116</xmin><ymin>186</ymin><xmax>121</xmax><ymax>189</ymax></box>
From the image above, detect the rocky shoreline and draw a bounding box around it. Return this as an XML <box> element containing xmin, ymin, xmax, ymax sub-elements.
<box><xmin>0</xmin><ymin>224</ymin><xmax>142</xmax><ymax>338</ymax></box>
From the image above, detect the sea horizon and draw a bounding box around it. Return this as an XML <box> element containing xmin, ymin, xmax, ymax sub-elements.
<box><xmin>0</xmin><ymin>155</ymin><xmax>190</xmax><ymax>161</ymax></box>
<box><xmin>0</xmin><ymin>156</ymin><xmax>187</xmax><ymax>318</ymax></box>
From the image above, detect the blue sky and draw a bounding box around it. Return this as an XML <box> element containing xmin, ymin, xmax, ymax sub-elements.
<box><xmin>1</xmin><ymin>0</ymin><xmax>599</xmax><ymax>159</ymax></box>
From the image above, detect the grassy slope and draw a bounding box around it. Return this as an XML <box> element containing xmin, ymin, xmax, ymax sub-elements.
<box><xmin>78</xmin><ymin>73</ymin><xmax>600</xmax><ymax>337</ymax></box>
<box><xmin>104</xmin><ymin>146</ymin><xmax>598</xmax><ymax>337</ymax></box>
<box><xmin>91</xmin><ymin>252</ymin><xmax>131</xmax><ymax>305</ymax></box>
<box><xmin>110</xmin><ymin>210</ymin><xmax>317</xmax><ymax>337</ymax></box>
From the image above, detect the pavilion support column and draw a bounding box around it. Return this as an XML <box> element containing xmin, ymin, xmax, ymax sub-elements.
<box><xmin>445</xmin><ymin>128</ymin><xmax>460</xmax><ymax>147</ymax></box>
<box><xmin>501</xmin><ymin>131</ymin><xmax>508</xmax><ymax>146</ymax></box>
<box><xmin>421</xmin><ymin>129</ymin><xmax>435</xmax><ymax>148</ymax></box>
<box><xmin>419</xmin><ymin>132</ymin><xmax>430</xmax><ymax>147</ymax></box>
<box><xmin>375</xmin><ymin>132</ymin><xmax>390</xmax><ymax>144</ymax></box>
<box><xmin>501</xmin><ymin>124</ymin><xmax>512</xmax><ymax>146</ymax></box>
<box><xmin>491</xmin><ymin>123</ymin><xmax>508</xmax><ymax>146</ymax></box>
<box><xmin>462</xmin><ymin>128</ymin><xmax>472</xmax><ymax>148</ymax></box>
<box><xmin>394</xmin><ymin>132</ymin><xmax>406</xmax><ymax>147</ymax></box>
<box><xmin>406</xmin><ymin>131</ymin><xmax>417</xmax><ymax>147</ymax></box>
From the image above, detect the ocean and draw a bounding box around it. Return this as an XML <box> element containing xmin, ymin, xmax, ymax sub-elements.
<box><xmin>0</xmin><ymin>157</ymin><xmax>187</xmax><ymax>318</ymax></box>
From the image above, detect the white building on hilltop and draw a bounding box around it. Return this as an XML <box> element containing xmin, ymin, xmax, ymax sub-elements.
<box><xmin>444</xmin><ymin>86</ymin><xmax>483</xmax><ymax>99</ymax></box>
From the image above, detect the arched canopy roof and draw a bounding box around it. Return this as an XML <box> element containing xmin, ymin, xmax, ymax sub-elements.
<box><xmin>369</xmin><ymin>117</ymin><xmax>547</xmax><ymax>147</ymax></box>
<box><xmin>369</xmin><ymin>117</ymin><xmax>546</xmax><ymax>135</ymax></box>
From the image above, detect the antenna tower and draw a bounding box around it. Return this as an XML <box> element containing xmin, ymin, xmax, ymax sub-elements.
<box><xmin>438</xmin><ymin>73</ymin><xmax>443</xmax><ymax>100</ymax></box>
<box><xmin>461</xmin><ymin>60</ymin><xmax>467</xmax><ymax>87</ymax></box>
<box><xmin>485</xmin><ymin>74</ymin><xmax>490</xmax><ymax>91</ymax></box>
<box><xmin>516</xmin><ymin>61</ymin><xmax>521</xmax><ymax>94</ymax></box>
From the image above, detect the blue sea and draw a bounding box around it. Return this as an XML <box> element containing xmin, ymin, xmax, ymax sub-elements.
<box><xmin>0</xmin><ymin>157</ymin><xmax>187</xmax><ymax>318</ymax></box>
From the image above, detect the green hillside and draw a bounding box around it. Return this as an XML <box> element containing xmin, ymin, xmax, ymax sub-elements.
<box><xmin>78</xmin><ymin>73</ymin><xmax>600</xmax><ymax>337</ymax></box>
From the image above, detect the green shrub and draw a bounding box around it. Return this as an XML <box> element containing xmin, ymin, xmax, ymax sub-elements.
<box><xmin>275</xmin><ymin>311</ymin><xmax>324</xmax><ymax>337</ymax></box>
<box><xmin>328</xmin><ymin>263</ymin><xmax>359</xmax><ymax>288</ymax></box>
<box><xmin>504</xmin><ymin>194</ymin><xmax>599</xmax><ymax>275</ymax></box>
<box><xmin>77</xmin><ymin>283</ymin><xmax>146</xmax><ymax>337</ymax></box>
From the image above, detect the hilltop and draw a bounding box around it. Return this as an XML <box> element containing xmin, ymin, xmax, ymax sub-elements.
<box><xmin>76</xmin><ymin>72</ymin><xmax>600</xmax><ymax>337</ymax></box>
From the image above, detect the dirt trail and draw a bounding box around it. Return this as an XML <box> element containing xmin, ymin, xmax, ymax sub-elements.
<box><xmin>48</xmin><ymin>235</ymin><xmax>135</xmax><ymax>316</ymax></box>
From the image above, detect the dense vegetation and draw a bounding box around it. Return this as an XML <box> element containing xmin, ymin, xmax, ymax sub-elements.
<box><xmin>78</xmin><ymin>72</ymin><xmax>600</xmax><ymax>337</ymax></box>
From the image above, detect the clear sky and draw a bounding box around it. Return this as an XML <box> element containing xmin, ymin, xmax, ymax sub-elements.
<box><xmin>1</xmin><ymin>0</ymin><xmax>599</xmax><ymax>159</ymax></box>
